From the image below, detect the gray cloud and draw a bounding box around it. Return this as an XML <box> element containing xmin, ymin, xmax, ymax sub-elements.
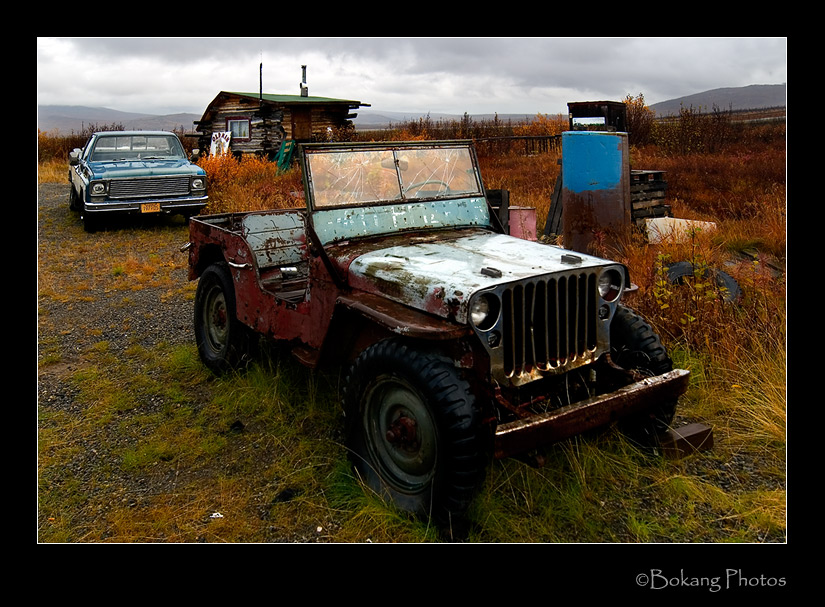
<box><xmin>37</xmin><ymin>37</ymin><xmax>787</xmax><ymax>116</ymax></box>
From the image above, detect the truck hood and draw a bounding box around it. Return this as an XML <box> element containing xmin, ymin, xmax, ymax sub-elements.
<box><xmin>88</xmin><ymin>159</ymin><xmax>204</xmax><ymax>180</ymax></box>
<box><xmin>343</xmin><ymin>231</ymin><xmax>615</xmax><ymax>323</ymax></box>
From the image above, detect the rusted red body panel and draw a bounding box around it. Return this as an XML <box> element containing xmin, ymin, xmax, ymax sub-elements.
<box><xmin>186</xmin><ymin>211</ymin><xmax>474</xmax><ymax>368</ymax></box>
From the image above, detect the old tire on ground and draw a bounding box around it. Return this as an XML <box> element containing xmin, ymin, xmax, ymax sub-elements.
<box><xmin>666</xmin><ymin>260</ymin><xmax>741</xmax><ymax>302</ymax></box>
<box><xmin>610</xmin><ymin>305</ymin><xmax>677</xmax><ymax>447</ymax></box>
<box><xmin>194</xmin><ymin>261</ymin><xmax>250</xmax><ymax>374</ymax></box>
<box><xmin>343</xmin><ymin>339</ymin><xmax>488</xmax><ymax>522</ymax></box>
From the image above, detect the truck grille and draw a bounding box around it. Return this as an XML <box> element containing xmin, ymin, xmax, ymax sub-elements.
<box><xmin>501</xmin><ymin>272</ymin><xmax>598</xmax><ymax>378</ymax></box>
<box><xmin>109</xmin><ymin>176</ymin><xmax>191</xmax><ymax>199</ymax></box>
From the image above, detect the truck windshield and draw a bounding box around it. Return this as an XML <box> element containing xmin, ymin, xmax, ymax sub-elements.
<box><xmin>307</xmin><ymin>146</ymin><xmax>482</xmax><ymax>207</ymax></box>
<box><xmin>89</xmin><ymin>135</ymin><xmax>186</xmax><ymax>161</ymax></box>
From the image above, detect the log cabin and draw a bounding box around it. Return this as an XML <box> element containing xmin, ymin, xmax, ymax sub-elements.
<box><xmin>193</xmin><ymin>89</ymin><xmax>369</xmax><ymax>159</ymax></box>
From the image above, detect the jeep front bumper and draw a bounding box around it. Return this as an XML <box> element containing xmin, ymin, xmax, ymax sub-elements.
<box><xmin>493</xmin><ymin>369</ymin><xmax>690</xmax><ymax>459</ymax></box>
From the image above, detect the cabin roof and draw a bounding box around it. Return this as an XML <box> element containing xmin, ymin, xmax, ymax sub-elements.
<box><xmin>203</xmin><ymin>91</ymin><xmax>368</xmax><ymax>114</ymax></box>
<box><xmin>225</xmin><ymin>91</ymin><xmax>368</xmax><ymax>106</ymax></box>
<box><xmin>196</xmin><ymin>90</ymin><xmax>369</xmax><ymax>126</ymax></box>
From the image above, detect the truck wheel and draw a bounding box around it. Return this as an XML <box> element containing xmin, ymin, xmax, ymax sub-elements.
<box><xmin>610</xmin><ymin>305</ymin><xmax>677</xmax><ymax>447</ymax></box>
<box><xmin>343</xmin><ymin>339</ymin><xmax>488</xmax><ymax>522</ymax></box>
<box><xmin>194</xmin><ymin>262</ymin><xmax>249</xmax><ymax>374</ymax></box>
<box><xmin>68</xmin><ymin>186</ymin><xmax>79</xmax><ymax>211</ymax></box>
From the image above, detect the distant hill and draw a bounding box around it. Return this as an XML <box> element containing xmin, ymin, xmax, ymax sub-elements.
<box><xmin>38</xmin><ymin>84</ymin><xmax>787</xmax><ymax>134</ymax></box>
<box><xmin>354</xmin><ymin>84</ymin><xmax>787</xmax><ymax>127</ymax></box>
<box><xmin>649</xmin><ymin>84</ymin><xmax>786</xmax><ymax>116</ymax></box>
<box><xmin>37</xmin><ymin>105</ymin><xmax>201</xmax><ymax>135</ymax></box>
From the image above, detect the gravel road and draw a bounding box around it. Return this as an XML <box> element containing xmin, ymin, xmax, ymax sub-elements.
<box><xmin>37</xmin><ymin>183</ymin><xmax>198</xmax><ymax>420</ymax></box>
<box><xmin>37</xmin><ymin>183</ymin><xmax>194</xmax><ymax>359</ymax></box>
<box><xmin>37</xmin><ymin>184</ymin><xmax>345</xmax><ymax>543</ymax></box>
<box><xmin>37</xmin><ymin>183</ymin><xmax>213</xmax><ymax>541</ymax></box>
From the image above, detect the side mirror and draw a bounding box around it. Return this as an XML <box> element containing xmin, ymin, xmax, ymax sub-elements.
<box><xmin>69</xmin><ymin>149</ymin><xmax>81</xmax><ymax>165</ymax></box>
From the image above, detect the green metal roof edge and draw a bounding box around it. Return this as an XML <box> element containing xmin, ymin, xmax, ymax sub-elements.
<box><xmin>226</xmin><ymin>91</ymin><xmax>365</xmax><ymax>105</ymax></box>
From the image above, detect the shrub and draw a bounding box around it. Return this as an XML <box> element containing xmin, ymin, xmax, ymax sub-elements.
<box><xmin>196</xmin><ymin>154</ymin><xmax>304</xmax><ymax>214</ymax></box>
<box><xmin>653</xmin><ymin>104</ymin><xmax>735</xmax><ymax>155</ymax></box>
<box><xmin>625</xmin><ymin>93</ymin><xmax>655</xmax><ymax>147</ymax></box>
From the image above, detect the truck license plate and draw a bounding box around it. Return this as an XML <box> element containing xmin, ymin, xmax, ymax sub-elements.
<box><xmin>141</xmin><ymin>202</ymin><xmax>161</xmax><ymax>213</ymax></box>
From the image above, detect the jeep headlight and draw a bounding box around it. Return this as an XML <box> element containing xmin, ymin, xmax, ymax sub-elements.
<box><xmin>598</xmin><ymin>268</ymin><xmax>624</xmax><ymax>302</ymax></box>
<box><xmin>470</xmin><ymin>293</ymin><xmax>500</xmax><ymax>331</ymax></box>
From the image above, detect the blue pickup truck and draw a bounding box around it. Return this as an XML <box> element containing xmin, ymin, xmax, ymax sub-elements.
<box><xmin>68</xmin><ymin>130</ymin><xmax>208</xmax><ymax>231</ymax></box>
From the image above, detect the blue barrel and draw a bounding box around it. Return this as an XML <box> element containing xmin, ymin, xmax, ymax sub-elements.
<box><xmin>561</xmin><ymin>131</ymin><xmax>630</xmax><ymax>254</ymax></box>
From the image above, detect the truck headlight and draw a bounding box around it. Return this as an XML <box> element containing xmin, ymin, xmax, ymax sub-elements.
<box><xmin>598</xmin><ymin>268</ymin><xmax>623</xmax><ymax>302</ymax></box>
<box><xmin>192</xmin><ymin>177</ymin><xmax>205</xmax><ymax>190</ymax></box>
<box><xmin>470</xmin><ymin>293</ymin><xmax>500</xmax><ymax>331</ymax></box>
<box><xmin>90</xmin><ymin>181</ymin><xmax>107</xmax><ymax>196</ymax></box>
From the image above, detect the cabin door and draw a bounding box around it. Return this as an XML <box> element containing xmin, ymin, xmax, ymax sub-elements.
<box><xmin>291</xmin><ymin>107</ymin><xmax>312</xmax><ymax>141</ymax></box>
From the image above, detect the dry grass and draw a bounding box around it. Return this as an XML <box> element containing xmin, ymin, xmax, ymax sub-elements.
<box><xmin>38</xmin><ymin>158</ymin><xmax>68</xmax><ymax>185</ymax></box>
<box><xmin>38</xmin><ymin>205</ymin><xmax>191</xmax><ymax>303</ymax></box>
<box><xmin>196</xmin><ymin>155</ymin><xmax>304</xmax><ymax>214</ymax></box>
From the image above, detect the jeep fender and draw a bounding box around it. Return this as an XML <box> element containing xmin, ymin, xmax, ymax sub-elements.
<box><xmin>314</xmin><ymin>292</ymin><xmax>473</xmax><ymax>368</ymax></box>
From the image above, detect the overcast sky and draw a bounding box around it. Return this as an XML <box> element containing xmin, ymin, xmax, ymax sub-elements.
<box><xmin>36</xmin><ymin>37</ymin><xmax>787</xmax><ymax>117</ymax></box>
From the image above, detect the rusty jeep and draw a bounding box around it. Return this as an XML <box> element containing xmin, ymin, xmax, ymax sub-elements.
<box><xmin>185</xmin><ymin>140</ymin><xmax>689</xmax><ymax>521</ymax></box>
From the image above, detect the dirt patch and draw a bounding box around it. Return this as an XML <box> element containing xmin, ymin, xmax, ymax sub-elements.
<box><xmin>38</xmin><ymin>183</ymin><xmax>194</xmax><ymax>353</ymax></box>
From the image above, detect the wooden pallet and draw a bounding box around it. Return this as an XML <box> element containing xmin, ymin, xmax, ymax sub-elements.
<box><xmin>631</xmin><ymin>170</ymin><xmax>669</xmax><ymax>227</ymax></box>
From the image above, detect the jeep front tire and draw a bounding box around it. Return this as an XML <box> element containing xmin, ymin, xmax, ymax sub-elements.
<box><xmin>343</xmin><ymin>339</ymin><xmax>488</xmax><ymax>522</ymax></box>
<box><xmin>610</xmin><ymin>305</ymin><xmax>677</xmax><ymax>447</ymax></box>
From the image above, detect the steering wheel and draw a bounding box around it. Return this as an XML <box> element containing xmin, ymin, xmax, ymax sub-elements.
<box><xmin>403</xmin><ymin>180</ymin><xmax>451</xmax><ymax>198</ymax></box>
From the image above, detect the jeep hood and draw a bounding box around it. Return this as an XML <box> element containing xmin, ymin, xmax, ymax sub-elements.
<box><xmin>88</xmin><ymin>159</ymin><xmax>204</xmax><ymax>180</ymax></box>
<box><xmin>344</xmin><ymin>231</ymin><xmax>615</xmax><ymax>323</ymax></box>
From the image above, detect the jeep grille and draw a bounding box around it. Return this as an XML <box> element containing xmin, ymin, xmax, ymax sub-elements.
<box><xmin>109</xmin><ymin>176</ymin><xmax>191</xmax><ymax>199</ymax></box>
<box><xmin>501</xmin><ymin>272</ymin><xmax>598</xmax><ymax>378</ymax></box>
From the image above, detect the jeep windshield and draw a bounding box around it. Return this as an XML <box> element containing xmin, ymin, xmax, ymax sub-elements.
<box><xmin>89</xmin><ymin>134</ymin><xmax>186</xmax><ymax>162</ymax></box>
<box><xmin>304</xmin><ymin>142</ymin><xmax>483</xmax><ymax>208</ymax></box>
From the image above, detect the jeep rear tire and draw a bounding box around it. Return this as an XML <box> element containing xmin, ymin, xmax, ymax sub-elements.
<box><xmin>610</xmin><ymin>305</ymin><xmax>677</xmax><ymax>447</ymax></box>
<box><xmin>194</xmin><ymin>262</ymin><xmax>250</xmax><ymax>374</ymax></box>
<box><xmin>343</xmin><ymin>339</ymin><xmax>488</xmax><ymax>522</ymax></box>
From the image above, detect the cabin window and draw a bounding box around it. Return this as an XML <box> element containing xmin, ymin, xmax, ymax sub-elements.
<box><xmin>227</xmin><ymin>118</ymin><xmax>250</xmax><ymax>140</ymax></box>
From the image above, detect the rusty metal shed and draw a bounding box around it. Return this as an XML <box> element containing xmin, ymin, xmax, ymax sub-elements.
<box><xmin>568</xmin><ymin>101</ymin><xmax>628</xmax><ymax>132</ymax></box>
